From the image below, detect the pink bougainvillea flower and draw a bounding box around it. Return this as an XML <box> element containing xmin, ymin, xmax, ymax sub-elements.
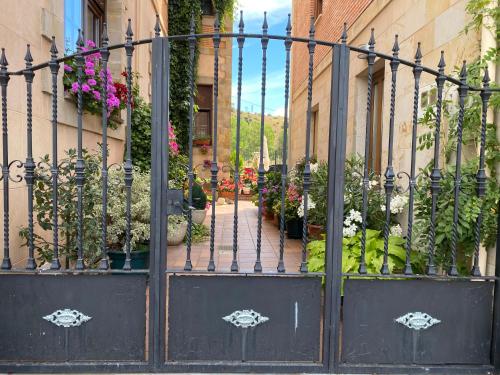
<box><xmin>85</xmin><ymin>60</ymin><xmax>95</xmax><ymax>69</ymax></box>
<box><xmin>87</xmin><ymin>78</ymin><xmax>97</xmax><ymax>86</ymax></box>
<box><xmin>86</xmin><ymin>40</ymin><xmax>96</xmax><ymax>48</ymax></box>
<box><xmin>64</xmin><ymin>64</ymin><xmax>73</xmax><ymax>72</ymax></box>
<box><xmin>92</xmin><ymin>90</ymin><xmax>101</xmax><ymax>100</ymax></box>
<box><xmin>169</xmin><ymin>141</ymin><xmax>179</xmax><ymax>155</ymax></box>
<box><xmin>82</xmin><ymin>83</ymin><xmax>90</xmax><ymax>93</ymax></box>
<box><xmin>71</xmin><ymin>82</ymin><xmax>79</xmax><ymax>93</ymax></box>
<box><xmin>84</xmin><ymin>68</ymin><xmax>95</xmax><ymax>76</ymax></box>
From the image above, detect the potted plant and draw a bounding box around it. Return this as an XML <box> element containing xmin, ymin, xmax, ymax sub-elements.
<box><xmin>241</xmin><ymin>167</ymin><xmax>255</xmax><ymax>195</ymax></box>
<box><xmin>193</xmin><ymin>135</ymin><xmax>211</xmax><ymax>146</ymax></box>
<box><xmin>308</xmin><ymin>162</ymin><xmax>327</xmax><ymax>240</ymax></box>
<box><xmin>218</xmin><ymin>177</ymin><xmax>236</xmax><ymax>200</ymax></box>
<box><xmin>107</xmin><ymin>168</ymin><xmax>151</xmax><ymax>269</ymax></box>
<box><xmin>168</xmin><ymin>215</ymin><xmax>188</xmax><ymax>245</ymax></box>
<box><xmin>285</xmin><ymin>183</ymin><xmax>304</xmax><ymax>239</ymax></box>
<box><xmin>191</xmin><ymin>183</ymin><xmax>208</xmax><ymax>224</ymax></box>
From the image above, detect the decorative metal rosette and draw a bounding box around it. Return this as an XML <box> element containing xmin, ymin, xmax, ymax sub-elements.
<box><xmin>43</xmin><ymin>308</ymin><xmax>92</xmax><ymax>328</ymax></box>
<box><xmin>395</xmin><ymin>311</ymin><xmax>441</xmax><ymax>331</ymax></box>
<box><xmin>222</xmin><ymin>309</ymin><xmax>269</xmax><ymax>328</ymax></box>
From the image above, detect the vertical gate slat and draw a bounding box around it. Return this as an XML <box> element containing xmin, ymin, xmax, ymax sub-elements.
<box><xmin>254</xmin><ymin>12</ymin><xmax>269</xmax><ymax>273</ymax></box>
<box><xmin>426</xmin><ymin>51</ymin><xmax>446</xmax><ymax>276</ymax></box>
<box><xmin>24</xmin><ymin>44</ymin><xmax>36</xmax><ymax>270</ymax></box>
<box><xmin>277</xmin><ymin>14</ymin><xmax>293</xmax><ymax>273</ymax></box>
<box><xmin>208</xmin><ymin>13</ymin><xmax>220</xmax><ymax>272</ymax></box>
<box><xmin>0</xmin><ymin>48</ymin><xmax>10</xmax><ymax>270</ymax></box>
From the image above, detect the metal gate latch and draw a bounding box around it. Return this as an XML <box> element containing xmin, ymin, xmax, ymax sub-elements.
<box><xmin>395</xmin><ymin>311</ymin><xmax>441</xmax><ymax>331</ymax></box>
<box><xmin>222</xmin><ymin>309</ymin><xmax>269</xmax><ymax>328</ymax></box>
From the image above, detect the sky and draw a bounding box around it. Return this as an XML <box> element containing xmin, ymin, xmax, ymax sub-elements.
<box><xmin>231</xmin><ymin>0</ymin><xmax>292</xmax><ymax>116</ymax></box>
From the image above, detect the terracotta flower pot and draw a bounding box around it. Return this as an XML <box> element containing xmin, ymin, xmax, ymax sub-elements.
<box><xmin>307</xmin><ymin>223</ymin><xmax>324</xmax><ymax>240</ymax></box>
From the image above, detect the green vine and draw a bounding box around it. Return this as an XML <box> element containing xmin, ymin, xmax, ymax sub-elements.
<box><xmin>168</xmin><ymin>0</ymin><xmax>235</xmax><ymax>151</ymax></box>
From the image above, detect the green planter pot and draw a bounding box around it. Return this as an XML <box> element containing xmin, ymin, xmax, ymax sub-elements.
<box><xmin>286</xmin><ymin>218</ymin><xmax>303</xmax><ymax>239</ymax></box>
<box><xmin>109</xmin><ymin>242</ymin><xmax>150</xmax><ymax>270</ymax></box>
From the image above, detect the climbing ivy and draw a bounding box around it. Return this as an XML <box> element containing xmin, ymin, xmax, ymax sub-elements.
<box><xmin>168</xmin><ymin>0</ymin><xmax>235</xmax><ymax>151</ymax></box>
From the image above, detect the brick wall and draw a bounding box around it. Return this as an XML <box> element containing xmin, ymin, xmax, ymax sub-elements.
<box><xmin>291</xmin><ymin>0</ymin><xmax>372</xmax><ymax>91</ymax></box>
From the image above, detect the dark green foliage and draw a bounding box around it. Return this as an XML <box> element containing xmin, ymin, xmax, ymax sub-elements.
<box><xmin>19</xmin><ymin>149</ymin><xmax>103</xmax><ymax>267</ymax></box>
<box><xmin>130</xmin><ymin>94</ymin><xmax>152</xmax><ymax>171</ymax></box>
<box><xmin>192</xmin><ymin>183</ymin><xmax>207</xmax><ymax>209</ymax></box>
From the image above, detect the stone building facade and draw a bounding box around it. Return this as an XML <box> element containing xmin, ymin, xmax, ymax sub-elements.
<box><xmin>289</xmin><ymin>0</ymin><xmax>497</xmax><ymax>274</ymax></box>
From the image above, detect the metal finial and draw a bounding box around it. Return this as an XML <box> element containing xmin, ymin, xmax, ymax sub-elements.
<box><xmin>24</xmin><ymin>44</ymin><xmax>33</xmax><ymax>66</ymax></box>
<box><xmin>415</xmin><ymin>42</ymin><xmax>422</xmax><ymax>63</ymax></box>
<box><xmin>459</xmin><ymin>60</ymin><xmax>467</xmax><ymax>82</ymax></box>
<box><xmin>50</xmin><ymin>36</ymin><xmax>58</xmax><ymax>58</ymax></box>
<box><xmin>126</xmin><ymin>18</ymin><xmax>133</xmax><ymax>40</ymax></box>
<box><xmin>286</xmin><ymin>13</ymin><xmax>292</xmax><ymax>35</ymax></box>
<box><xmin>437</xmin><ymin>51</ymin><xmax>445</xmax><ymax>72</ymax></box>
<box><xmin>76</xmin><ymin>29</ymin><xmax>84</xmax><ymax>49</ymax></box>
<box><xmin>341</xmin><ymin>23</ymin><xmax>347</xmax><ymax>43</ymax></box>
<box><xmin>190</xmin><ymin>11</ymin><xmax>195</xmax><ymax>34</ymax></box>
<box><xmin>239</xmin><ymin>11</ymin><xmax>244</xmax><ymax>32</ymax></box>
<box><xmin>483</xmin><ymin>66</ymin><xmax>490</xmax><ymax>86</ymax></box>
<box><xmin>154</xmin><ymin>14</ymin><xmax>161</xmax><ymax>37</ymax></box>
<box><xmin>368</xmin><ymin>28</ymin><xmax>375</xmax><ymax>50</ymax></box>
<box><xmin>262</xmin><ymin>12</ymin><xmax>268</xmax><ymax>33</ymax></box>
<box><xmin>102</xmin><ymin>22</ymin><xmax>109</xmax><ymax>46</ymax></box>
<box><xmin>0</xmin><ymin>48</ymin><xmax>7</xmax><ymax>68</ymax></box>
<box><xmin>214</xmin><ymin>11</ymin><xmax>220</xmax><ymax>31</ymax></box>
<box><xmin>309</xmin><ymin>16</ymin><xmax>315</xmax><ymax>37</ymax></box>
<box><xmin>392</xmin><ymin>34</ymin><xmax>399</xmax><ymax>55</ymax></box>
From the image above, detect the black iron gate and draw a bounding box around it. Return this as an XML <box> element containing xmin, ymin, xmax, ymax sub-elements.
<box><xmin>0</xmin><ymin>11</ymin><xmax>499</xmax><ymax>374</ymax></box>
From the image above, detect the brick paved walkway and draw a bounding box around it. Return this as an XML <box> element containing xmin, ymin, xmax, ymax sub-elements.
<box><xmin>167</xmin><ymin>200</ymin><xmax>303</xmax><ymax>272</ymax></box>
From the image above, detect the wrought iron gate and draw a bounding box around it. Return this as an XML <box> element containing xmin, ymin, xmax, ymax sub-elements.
<box><xmin>0</xmin><ymin>10</ymin><xmax>499</xmax><ymax>374</ymax></box>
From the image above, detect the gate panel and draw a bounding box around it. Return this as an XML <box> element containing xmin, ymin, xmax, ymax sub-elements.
<box><xmin>0</xmin><ymin>274</ymin><xmax>147</xmax><ymax>362</ymax></box>
<box><xmin>342</xmin><ymin>279</ymin><xmax>494</xmax><ymax>365</ymax></box>
<box><xmin>167</xmin><ymin>275</ymin><xmax>321</xmax><ymax>362</ymax></box>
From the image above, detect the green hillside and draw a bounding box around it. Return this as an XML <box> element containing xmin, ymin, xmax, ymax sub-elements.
<box><xmin>230</xmin><ymin>110</ymin><xmax>284</xmax><ymax>166</ymax></box>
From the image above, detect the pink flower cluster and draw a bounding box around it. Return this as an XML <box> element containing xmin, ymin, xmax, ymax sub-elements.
<box><xmin>64</xmin><ymin>40</ymin><xmax>123</xmax><ymax>117</ymax></box>
<box><xmin>168</xmin><ymin>122</ymin><xmax>179</xmax><ymax>155</ymax></box>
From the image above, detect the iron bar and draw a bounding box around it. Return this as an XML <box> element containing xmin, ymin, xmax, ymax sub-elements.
<box><xmin>426</xmin><ymin>51</ymin><xmax>446</xmax><ymax>275</ymax></box>
<box><xmin>449</xmin><ymin>61</ymin><xmax>468</xmax><ymax>276</ymax></box>
<box><xmin>99</xmin><ymin>24</ymin><xmax>110</xmax><ymax>270</ymax></box>
<box><xmin>277</xmin><ymin>14</ymin><xmax>292</xmax><ymax>273</ymax></box>
<box><xmin>0</xmin><ymin>48</ymin><xmax>10</xmax><ymax>270</ymax></box>
<box><xmin>49</xmin><ymin>38</ymin><xmax>61</xmax><ymax>270</ymax></box>
<box><xmin>300</xmin><ymin>17</ymin><xmax>316</xmax><ymax>273</ymax></box>
<box><xmin>23</xmin><ymin>45</ymin><xmax>36</xmax><ymax>270</ymax></box>
<box><xmin>471</xmin><ymin>68</ymin><xmax>491</xmax><ymax>276</ymax></box>
<box><xmin>154</xmin><ymin>14</ymin><xmax>161</xmax><ymax>38</ymax></box>
<box><xmin>184</xmin><ymin>14</ymin><xmax>196</xmax><ymax>271</ymax></box>
<box><xmin>358</xmin><ymin>29</ymin><xmax>376</xmax><ymax>275</ymax></box>
<box><xmin>208</xmin><ymin>14</ymin><xmax>221</xmax><ymax>272</ymax></box>
<box><xmin>123</xmin><ymin>19</ymin><xmax>134</xmax><ymax>271</ymax></box>
<box><xmin>403</xmin><ymin>43</ymin><xmax>423</xmax><ymax>275</ymax></box>
<box><xmin>380</xmin><ymin>35</ymin><xmax>399</xmax><ymax>275</ymax></box>
<box><xmin>254</xmin><ymin>13</ymin><xmax>269</xmax><ymax>273</ymax></box>
<box><xmin>231</xmin><ymin>11</ymin><xmax>245</xmax><ymax>272</ymax></box>
<box><xmin>75</xmin><ymin>32</ymin><xmax>85</xmax><ymax>270</ymax></box>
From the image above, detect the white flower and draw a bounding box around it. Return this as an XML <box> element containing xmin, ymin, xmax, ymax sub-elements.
<box><xmin>390</xmin><ymin>224</ymin><xmax>403</xmax><ymax>237</ymax></box>
<box><xmin>310</xmin><ymin>163</ymin><xmax>319</xmax><ymax>173</ymax></box>
<box><xmin>348</xmin><ymin>209</ymin><xmax>362</xmax><ymax>223</ymax></box>
<box><xmin>369</xmin><ymin>180</ymin><xmax>379</xmax><ymax>188</ymax></box>
<box><xmin>297</xmin><ymin>196</ymin><xmax>315</xmax><ymax>218</ymax></box>
<box><xmin>343</xmin><ymin>223</ymin><xmax>358</xmax><ymax>237</ymax></box>
<box><xmin>381</xmin><ymin>194</ymin><xmax>408</xmax><ymax>214</ymax></box>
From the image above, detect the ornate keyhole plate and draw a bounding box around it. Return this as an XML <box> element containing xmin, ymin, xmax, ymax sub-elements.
<box><xmin>222</xmin><ymin>309</ymin><xmax>269</xmax><ymax>328</ymax></box>
<box><xmin>395</xmin><ymin>311</ymin><xmax>441</xmax><ymax>331</ymax></box>
<box><xmin>43</xmin><ymin>308</ymin><xmax>92</xmax><ymax>328</ymax></box>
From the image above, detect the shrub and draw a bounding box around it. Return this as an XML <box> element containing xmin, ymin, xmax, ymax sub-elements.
<box><xmin>191</xmin><ymin>183</ymin><xmax>207</xmax><ymax>210</ymax></box>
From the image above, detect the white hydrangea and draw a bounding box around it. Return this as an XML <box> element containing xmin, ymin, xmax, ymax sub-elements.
<box><xmin>297</xmin><ymin>196</ymin><xmax>316</xmax><ymax>218</ymax></box>
<box><xmin>390</xmin><ymin>224</ymin><xmax>403</xmax><ymax>237</ymax></box>
<box><xmin>310</xmin><ymin>163</ymin><xmax>319</xmax><ymax>173</ymax></box>
<box><xmin>381</xmin><ymin>194</ymin><xmax>408</xmax><ymax>214</ymax></box>
<box><xmin>343</xmin><ymin>224</ymin><xmax>358</xmax><ymax>237</ymax></box>
<box><xmin>348</xmin><ymin>209</ymin><xmax>362</xmax><ymax>223</ymax></box>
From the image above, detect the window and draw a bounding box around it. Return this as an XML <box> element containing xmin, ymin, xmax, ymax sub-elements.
<box><xmin>314</xmin><ymin>0</ymin><xmax>323</xmax><ymax>19</ymax></box>
<box><xmin>201</xmin><ymin>0</ymin><xmax>215</xmax><ymax>16</ymax></box>
<box><xmin>195</xmin><ymin>85</ymin><xmax>213</xmax><ymax>142</ymax></box>
<box><xmin>64</xmin><ymin>0</ymin><xmax>105</xmax><ymax>53</ymax></box>
<box><xmin>368</xmin><ymin>71</ymin><xmax>384</xmax><ymax>175</ymax></box>
<box><xmin>86</xmin><ymin>0</ymin><xmax>106</xmax><ymax>47</ymax></box>
<box><xmin>64</xmin><ymin>0</ymin><xmax>82</xmax><ymax>52</ymax></box>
